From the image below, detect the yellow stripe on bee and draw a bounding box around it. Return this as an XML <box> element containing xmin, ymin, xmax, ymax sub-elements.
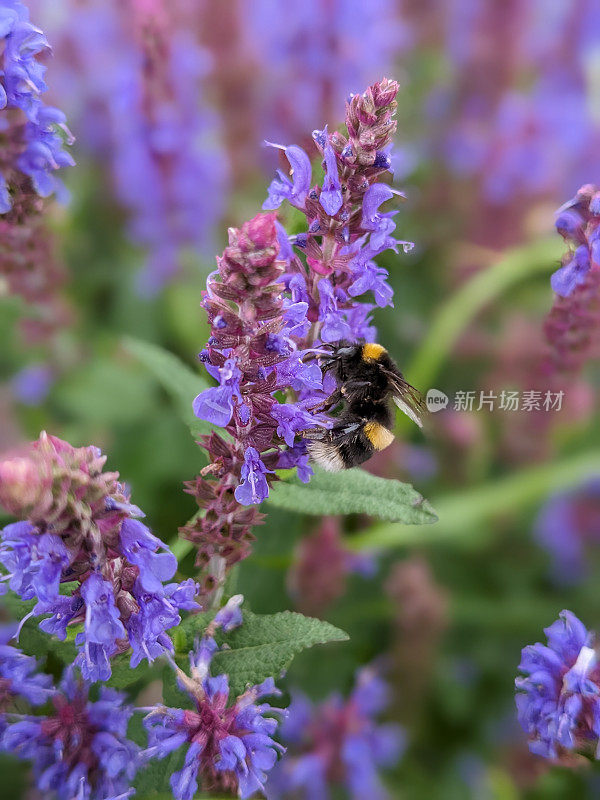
<box><xmin>362</xmin><ymin>343</ymin><xmax>386</xmax><ymax>361</ymax></box>
<box><xmin>363</xmin><ymin>421</ymin><xmax>395</xmax><ymax>451</ymax></box>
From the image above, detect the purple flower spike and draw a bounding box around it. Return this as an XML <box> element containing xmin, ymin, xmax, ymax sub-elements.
<box><xmin>193</xmin><ymin>357</ymin><xmax>242</xmax><ymax>427</ymax></box>
<box><xmin>263</xmin><ymin>142</ymin><xmax>312</xmax><ymax>210</ymax></box>
<box><xmin>187</xmin><ymin>81</ymin><xmax>414</xmax><ymax>595</ymax></box>
<box><xmin>319</xmin><ymin>144</ymin><xmax>343</xmax><ymax>216</ymax></box>
<box><xmin>143</xmin><ymin>604</ymin><xmax>284</xmax><ymax>800</ymax></box>
<box><xmin>235</xmin><ymin>448</ymin><xmax>274</xmax><ymax>506</ymax></box>
<box><xmin>0</xmin><ymin>431</ymin><xmax>200</xmax><ymax>681</ymax></box>
<box><xmin>516</xmin><ymin>610</ymin><xmax>600</xmax><ymax>760</ymax></box>
<box><xmin>11</xmin><ymin>363</ymin><xmax>54</xmax><ymax>406</ymax></box>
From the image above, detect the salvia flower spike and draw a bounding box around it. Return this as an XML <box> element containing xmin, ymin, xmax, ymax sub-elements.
<box><xmin>0</xmin><ymin>432</ymin><xmax>200</xmax><ymax>681</ymax></box>
<box><xmin>187</xmin><ymin>78</ymin><xmax>414</xmax><ymax>594</ymax></box>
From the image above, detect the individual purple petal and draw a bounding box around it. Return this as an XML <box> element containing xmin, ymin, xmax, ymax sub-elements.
<box><xmin>270</xmin><ymin>402</ymin><xmax>324</xmax><ymax>447</ymax></box>
<box><xmin>119</xmin><ymin>518</ymin><xmax>177</xmax><ymax>593</ymax></box>
<box><xmin>170</xmin><ymin>741</ymin><xmax>202</xmax><ymax>800</ymax></box>
<box><xmin>164</xmin><ymin>578</ymin><xmax>200</xmax><ymax>611</ymax></box>
<box><xmin>263</xmin><ymin>142</ymin><xmax>311</xmax><ymax>210</ymax></box>
<box><xmin>214</xmin><ymin>594</ymin><xmax>244</xmax><ymax>632</ymax></box>
<box><xmin>193</xmin><ymin>357</ymin><xmax>242</xmax><ymax>427</ymax></box>
<box><xmin>234</xmin><ymin>447</ymin><xmax>273</xmax><ymax>506</ymax></box>
<box><xmin>77</xmin><ymin>573</ymin><xmax>126</xmax><ymax>682</ymax></box>
<box><xmin>319</xmin><ymin>144</ymin><xmax>343</xmax><ymax>216</ymax></box>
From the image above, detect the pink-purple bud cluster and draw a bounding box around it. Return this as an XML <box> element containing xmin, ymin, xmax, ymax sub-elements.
<box><xmin>288</xmin><ymin>516</ymin><xmax>376</xmax><ymax>617</ymax></box>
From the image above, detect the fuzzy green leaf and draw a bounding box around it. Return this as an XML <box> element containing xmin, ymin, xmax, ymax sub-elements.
<box><xmin>267</xmin><ymin>467</ymin><xmax>438</xmax><ymax>524</ymax></box>
<box><xmin>106</xmin><ymin>654</ymin><xmax>157</xmax><ymax>689</ymax></box>
<box><xmin>133</xmin><ymin>745</ymin><xmax>185</xmax><ymax>797</ymax></box>
<box><xmin>123</xmin><ymin>336</ymin><xmax>211</xmax><ymax>439</ymax></box>
<box><xmin>179</xmin><ymin>609</ymin><xmax>348</xmax><ymax>698</ymax></box>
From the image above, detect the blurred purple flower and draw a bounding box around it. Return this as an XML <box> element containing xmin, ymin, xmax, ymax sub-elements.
<box><xmin>544</xmin><ymin>184</ymin><xmax>600</xmax><ymax>374</ymax></box>
<box><xmin>0</xmin><ymin>0</ymin><xmax>73</xmax><ymax>212</ymax></box>
<box><xmin>427</xmin><ymin>1</ymin><xmax>600</xmax><ymax>207</ymax></box>
<box><xmin>11</xmin><ymin>363</ymin><xmax>54</xmax><ymax>406</ymax></box>
<box><xmin>0</xmin><ymin>640</ymin><xmax>53</xmax><ymax>721</ymax></box>
<box><xmin>267</xmin><ymin>666</ymin><xmax>405</xmax><ymax>800</ymax></box>
<box><xmin>0</xmin><ymin>663</ymin><xmax>141</xmax><ymax>800</ymax></box>
<box><xmin>551</xmin><ymin>186</ymin><xmax>600</xmax><ymax>297</ymax></box>
<box><xmin>33</xmin><ymin>1</ymin><xmax>227</xmax><ymax>293</ymax></box>
<box><xmin>534</xmin><ymin>478</ymin><xmax>600</xmax><ymax>584</ymax></box>
<box><xmin>243</xmin><ymin>0</ymin><xmax>407</xmax><ymax>144</ymax></box>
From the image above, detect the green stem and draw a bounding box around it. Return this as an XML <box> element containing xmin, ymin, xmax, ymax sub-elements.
<box><xmin>170</xmin><ymin>537</ymin><xmax>194</xmax><ymax>562</ymax></box>
<box><xmin>405</xmin><ymin>237</ymin><xmax>562</xmax><ymax>391</ymax></box>
<box><xmin>348</xmin><ymin>449</ymin><xmax>600</xmax><ymax>551</ymax></box>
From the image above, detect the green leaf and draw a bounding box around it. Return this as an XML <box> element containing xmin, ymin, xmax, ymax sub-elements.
<box><xmin>267</xmin><ymin>466</ymin><xmax>438</xmax><ymax>524</ymax></box>
<box><xmin>348</xmin><ymin>448</ymin><xmax>600</xmax><ymax>551</ymax></box>
<box><xmin>161</xmin><ymin>664</ymin><xmax>195</xmax><ymax>711</ymax></box>
<box><xmin>133</xmin><ymin>745</ymin><xmax>185</xmax><ymax>797</ymax></box>
<box><xmin>123</xmin><ymin>336</ymin><xmax>211</xmax><ymax>439</ymax></box>
<box><xmin>106</xmin><ymin>653</ymin><xmax>157</xmax><ymax>689</ymax></box>
<box><xmin>180</xmin><ymin>609</ymin><xmax>348</xmax><ymax>698</ymax></box>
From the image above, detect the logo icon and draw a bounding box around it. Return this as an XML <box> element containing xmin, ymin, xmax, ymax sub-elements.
<box><xmin>426</xmin><ymin>389</ymin><xmax>449</xmax><ymax>412</ymax></box>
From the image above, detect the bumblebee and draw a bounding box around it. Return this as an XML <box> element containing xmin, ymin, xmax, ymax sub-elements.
<box><xmin>306</xmin><ymin>342</ymin><xmax>425</xmax><ymax>471</ymax></box>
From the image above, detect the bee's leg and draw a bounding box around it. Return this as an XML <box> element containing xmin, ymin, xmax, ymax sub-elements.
<box><xmin>342</xmin><ymin>379</ymin><xmax>372</xmax><ymax>391</ymax></box>
<box><xmin>307</xmin><ymin>388</ymin><xmax>343</xmax><ymax>413</ymax></box>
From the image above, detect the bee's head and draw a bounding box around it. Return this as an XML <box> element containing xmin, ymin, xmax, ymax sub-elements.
<box><xmin>318</xmin><ymin>341</ymin><xmax>361</xmax><ymax>374</ymax></box>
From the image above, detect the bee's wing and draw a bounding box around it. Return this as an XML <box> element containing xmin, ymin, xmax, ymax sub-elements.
<box><xmin>384</xmin><ymin>371</ymin><xmax>425</xmax><ymax>428</ymax></box>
